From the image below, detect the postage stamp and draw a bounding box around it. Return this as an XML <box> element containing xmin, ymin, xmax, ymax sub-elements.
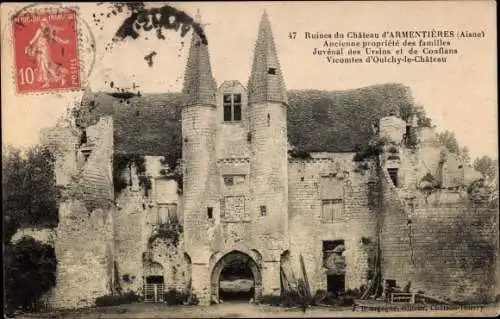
<box><xmin>11</xmin><ymin>8</ymin><xmax>81</xmax><ymax>94</ymax></box>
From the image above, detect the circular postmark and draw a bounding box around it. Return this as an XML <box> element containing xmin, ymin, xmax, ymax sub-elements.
<box><xmin>4</xmin><ymin>2</ymin><xmax>96</xmax><ymax>95</ymax></box>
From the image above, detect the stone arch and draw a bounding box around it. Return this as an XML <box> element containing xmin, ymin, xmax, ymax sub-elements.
<box><xmin>210</xmin><ymin>250</ymin><xmax>262</xmax><ymax>303</ymax></box>
<box><xmin>144</xmin><ymin>262</ymin><xmax>164</xmax><ymax>283</ymax></box>
<box><xmin>144</xmin><ymin>262</ymin><xmax>165</xmax><ymax>302</ymax></box>
<box><xmin>250</xmin><ymin>249</ymin><xmax>263</xmax><ymax>265</ymax></box>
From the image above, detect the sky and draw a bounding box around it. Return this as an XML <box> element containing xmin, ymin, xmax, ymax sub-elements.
<box><xmin>1</xmin><ymin>1</ymin><xmax>497</xmax><ymax>159</ymax></box>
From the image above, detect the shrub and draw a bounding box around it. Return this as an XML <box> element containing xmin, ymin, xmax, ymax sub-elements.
<box><xmin>339</xmin><ymin>295</ymin><xmax>355</xmax><ymax>306</ymax></box>
<box><xmin>260</xmin><ymin>294</ymin><xmax>283</xmax><ymax>306</ymax></box>
<box><xmin>344</xmin><ymin>288</ymin><xmax>362</xmax><ymax>298</ymax></box>
<box><xmin>312</xmin><ymin>289</ymin><xmax>327</xmax><ymax>305</ymax></box>
<box><xmin>163</xmin><ymin>288</ymin><xmax>198</xmax><ymax>306</ymax></box>
<box><xmin>4</xmin><ymin>237</ymin><xmax>57</xmax><ymax>313</ymax></box>
<box><xmin>95</xmin><ymin>291</ymin><xmax>141</xmax><ymax>307</ymax></box>
<box><xmin>353</xmin><ymin>137</ymin><xmax>386</xmax><ymax>162</ymax></box>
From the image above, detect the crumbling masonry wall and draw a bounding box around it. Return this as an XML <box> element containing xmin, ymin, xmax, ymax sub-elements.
<box><xmin>39</xmin><ymin>116</ymin><xmax>116</xmax><ymax>309</ymax></box>
<box><xmin>380</xmin><ymin>171</ymin><xmax>498</xmax><ymax>303</ymax></box>
<box><xmin>288</xmin><ymin>154</ymin><xmax>378</xmax><ymax>294</ymax></box>
<box><xmin>42</xmin><ymin>201</ymin><xmax>115</xmax><ymax>309</ymax></box>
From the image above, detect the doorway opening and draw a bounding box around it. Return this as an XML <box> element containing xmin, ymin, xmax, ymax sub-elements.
<box><xmin>144</xmin><ymin>262</ymin><xmax>164</xmax><ymax>303</ymax></box>
<box><xmin>219</xmin><ymin>261</ymin><xmax>254</xmax><ymax>301</ymax></box>
<box><xmin>327</xmin><ymin>274</ymin><xmax>345</xmax><ymax>297</ymax></box>
<box><xmin>211</xmin><ymin>251</ymin><xmax>261</xmax><ymax>303</ymax></box>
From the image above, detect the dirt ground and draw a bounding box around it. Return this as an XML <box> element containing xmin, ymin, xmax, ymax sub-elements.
<box><xmin>14</xmin><ymin>302</ymin><xmax>499</xmax><ymax>319</ymax></box>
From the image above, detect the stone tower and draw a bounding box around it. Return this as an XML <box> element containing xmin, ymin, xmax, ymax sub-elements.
<box><xmin>248</xmin><ymin>11</ymin><xmax>289</xmax><ymax>294</ymax></box>
<box><xmin>181</xmin><ymin>11</ymin><xmax>218</xmax><ymax>263</ymax></box>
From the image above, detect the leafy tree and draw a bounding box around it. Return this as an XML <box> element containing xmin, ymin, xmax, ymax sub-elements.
<box><xmin>434</xmin><ymin>131</ymin><xmax>460</xmax><ymax>154</ymax></box>
<box><xmin>474</xmin><ymin>156</ymin><xmax>498</xmax><ymax>181</ymax></box>
<box><xmin>2</xmin><ymin>145</ymin><xmax>58</xmax><ymax>242</ymax></box>
<box><xmin>4</xmin><ymin>237</ymin><xmax>57</xmax><ymax>312</ymax></box>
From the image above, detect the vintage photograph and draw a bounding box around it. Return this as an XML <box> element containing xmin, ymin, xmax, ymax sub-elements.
<box><xmin>1</xmin><ymin>1</ymin><xmax>498</xmax><ymax>318</ymax></box>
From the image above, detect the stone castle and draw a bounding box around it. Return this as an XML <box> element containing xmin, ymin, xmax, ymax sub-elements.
<box><xmin>14</xmin><ymin>12</ymin><xmax>498</xmax><ymax>308</ymax></box>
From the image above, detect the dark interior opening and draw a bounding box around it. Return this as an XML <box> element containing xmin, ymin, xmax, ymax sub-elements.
<box><xmin>268</xmin><ymin>67</ymin><xmax>276</xmax><ymax>75</ymax></box>
<box><xmin>233</xmin><ymin>104</ymin><xmax>242</xmax><ymax>121</ymax></box>
<box><xmin>387</xmin><ymin>168</ymin><xmax>399</xmax><ymax>187</ymax></box>
<box><xmin>146</xmin><ymin>275</ymin><xmax>164</xmax><ymax>284</ymax></box>
<box><xmin>323</xmin><ymin>240</ymin><xmax>344</xmax><ymax>251</ymax></box>
<box><xmin>327</xmin><ymin>274</ymin><xmax>345</xmax><ymax>296</ymax></box>
<box><xmin>80</xmin><ymin>130</ymin><xmax>87</xmax><ymax>145</ymax></box>
<box><xmin>260</xmin><ymin>205</ymin><xmax>267</xmax><ymax>216</ymax></box>
<box><xmin>385</xmin><ymin>279</ymin><xmax>397</xmax><ymax>298</ymax></box>
<box><xmin>322</xmin><ymin>240</ymin><xmax>345</xmax><ymax>266</ymax></box>
<box><xmin>223</xmin><ymin>104</ymin><xmax>232</xmax><ymax>122</ymax></box>
<box><xmin>207</xmin><ymin>207</ymin><xmax>213</xmax><ymax>219</ymax></box>
<box><xmin>219</xmin><ymin>259</ymin><xmax>255</xmax><ymax>302</ymax></box>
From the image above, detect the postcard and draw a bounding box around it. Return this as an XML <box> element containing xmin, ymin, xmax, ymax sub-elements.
<box><xmin>1</xmin><ymin>1</ymin><xmax>498</xmax><ymax>318</ymax></box>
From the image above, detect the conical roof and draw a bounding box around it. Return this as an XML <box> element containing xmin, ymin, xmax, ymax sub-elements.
<box><xmin>248</xmin><ymin>11</ymin><xmax>288</xmax><ymax>105</ymax></box>
<box><xmin>182</xmin><ymin>11</ymin><xmax>217</xmax><ymax>106</ymax></box>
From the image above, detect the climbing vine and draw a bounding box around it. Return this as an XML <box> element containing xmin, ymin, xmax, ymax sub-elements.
<box><xmin>159</xmin><ymin>157</ymin><xmax>183</xmax><ymax>195</ymax></box>
<box><xmin>113</xmin><ymin>154</ymin><xmax>148</xmax><ymax>196</ymax></box>
<box><xmin>148</xmin><ymin>219</ymin><xmax>184</xmax><ymax>248</ymax></box>
<box><xmin>353</xmin><ymin>137</ymin><xmax>389</xmax><ymax>162</ymax></box>
<box><xmin>418</xmin><ymin>173</ymin><xmax>441</xmax><ymax>203</ymax></box>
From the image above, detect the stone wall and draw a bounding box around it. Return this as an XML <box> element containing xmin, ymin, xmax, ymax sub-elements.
<box><xmin>39</xmin><ymin>126</ymin><xmax>80</xmax><ymax>187</ymax></box>
<box><xmin>114</xmin><ymin>188</ymin><xmax>147</xmax><ymax>294</ymax></box>
<box><xmin>380</xmin><ymin>167</ymin><xmax>498</xmax><ymax>303</ymax></box>
<box><xmin>249</xmin><ymin>101</ymin><xmax>288</xmax><ymax>253</ymax></box>
<box><xmin>288</xmin><ymin>154</ymin><xmax>378</xmax><ymax>294</ymax></box>
<box><xmin>379</xmin><ymin>116</ymin><xmax>406</xmax><ymax>144</ymax></box>
<box><xmin>43</xmin><ymin>201</ymin><xmax>114</xmax><ymax>309</ymax></box>
<box><xmin>11</xmin><ymin>227</ymin><xmax>56</xmax><ymax>246</ymax></box>
<box><xmin>216</xmin><ymin>81</ymin><xmax>250</xmax><ymax>159</ymax></box>
<box><xmin>149</xmin><ymin>236</ymin><xmax>191</xmax><ymax>292</ymax></box>
<box><xmin>114</xmin><ymin>156</ymin><xmax>183</xmax><ymax>295</ymax></box>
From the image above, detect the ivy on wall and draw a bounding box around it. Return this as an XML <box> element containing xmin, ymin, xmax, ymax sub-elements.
<box><xmin>113</xmin><ymin>154</ymin><xmax>148</xmax><ymax>196</ymax></box>
<box><xmin>148</xmin><ymin>219</ymin><xmax>184</xmax><ymax>248</ymax></box>
<box><xmin>353</xmin><ymin>137</ymin><xmax>389</xmax><ymax>162</ymax></box>
<box><xmin>159</xmin><ymin>157</ymin><xmax>183</xmax><ymax>195</ymax></box>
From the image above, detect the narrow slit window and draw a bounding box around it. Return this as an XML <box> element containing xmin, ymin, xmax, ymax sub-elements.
<box><xmin>80</xmin><ymin>130</ymin><xmax>88</xmax><ymax>145</ymax></box>
<box><xmin>207</xmin><ymin>207</ymin><xmax>213</xmax><ymax>219</ymax></box>
<box><xmin>260</xmin><ymin>205</ymin><xmax>267</xmax><ymax>216</ymax></box>
<box><xmin>268</xmin><ymin>68</ymin><xmax>276</xmax><ymax>75</ymax></box>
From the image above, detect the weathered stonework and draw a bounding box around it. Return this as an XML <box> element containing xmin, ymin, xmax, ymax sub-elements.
<box><xmin>26</xmin><ymin>12</ymin><xmax>497</xmax><ymax>311</ymax></box>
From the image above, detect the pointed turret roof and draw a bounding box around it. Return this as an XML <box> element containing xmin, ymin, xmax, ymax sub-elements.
<box><xmin>182</xmin><ymin>11</ymin><xmax>217</xmax><ymax>106</ymax></box>
<box><xmin>248</xmin><ymin>11</ymin><xmax>288</xmax><ymax>105</ymax></box>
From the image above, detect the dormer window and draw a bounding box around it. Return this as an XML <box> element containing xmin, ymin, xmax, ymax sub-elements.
<box><xmin>223</xmin><ymin>93</ymin><xmax>242</xmax><ymax>122</ymax></box>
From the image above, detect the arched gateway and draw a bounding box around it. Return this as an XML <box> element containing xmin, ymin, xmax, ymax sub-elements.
<box><xmin>211</xmin><ymin>251</ymin><xmax>262</xmax><ymax>303</ymax></box>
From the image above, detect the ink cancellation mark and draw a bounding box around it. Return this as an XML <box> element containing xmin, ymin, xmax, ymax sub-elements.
<box><xmin>12</xmin><ymin>7</ymin><xmax>82</xmax><ymax>94</ymax></box>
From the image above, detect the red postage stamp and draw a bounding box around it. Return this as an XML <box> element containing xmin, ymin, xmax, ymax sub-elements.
<box><xmin>12</xmin><ymin>8</ymin><xmax>81</xmax><ymax>94</ymax></box>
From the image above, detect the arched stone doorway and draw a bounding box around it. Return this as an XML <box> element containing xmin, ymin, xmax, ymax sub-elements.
<box><xmin>211</xmin><ymin>251</ymin><xmax>262</xmax><ymax>303</ymax></box>
<box><xmin>144</xmin><ymin>262</ymin><xmax>164</xmax><ymax>302</ymax></box>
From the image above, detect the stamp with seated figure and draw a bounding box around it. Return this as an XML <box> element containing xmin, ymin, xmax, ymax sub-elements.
<box><xmin>12</xmin><ymin>8</ymin><xmax>81</xmax><ymax>94</ymax></box>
